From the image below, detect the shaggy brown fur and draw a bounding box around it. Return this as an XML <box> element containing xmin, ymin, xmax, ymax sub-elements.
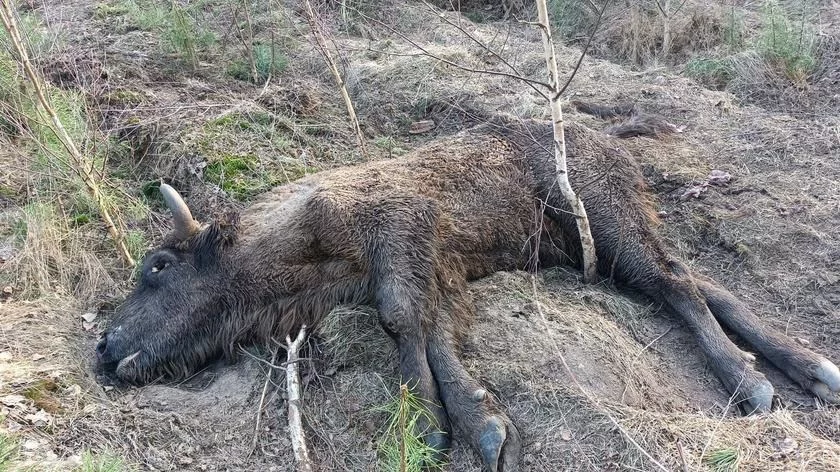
<box><xmin>571</xmin><ymin>99</ymin><xmax>684</xmax><ymax>138</ymax></box>
<box><xmin>95</xmin><ymin>116</ymin><xmax>840</xmax><ymax>472</ymax></box>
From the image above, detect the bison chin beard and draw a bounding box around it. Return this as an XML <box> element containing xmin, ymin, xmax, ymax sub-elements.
<box><xmin>97</xmin><ymin>333</ymin><xmax>225</xmax><ymax>387</ymax></box>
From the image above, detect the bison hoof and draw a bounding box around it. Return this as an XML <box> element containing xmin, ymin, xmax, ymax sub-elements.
<box><xmin>744</xmin><ymin>378</ymin><xmax>774</xmax><ymax>414</ymax></box>
<box><xmin>810</xmin><ymin>358</ymin><xmax>840</xmax><ymax>404</ymax></box>
<box><xmin>478</xmin><ymin>415</ymin><xmax>521</xmax><ymax>472</ymax></box>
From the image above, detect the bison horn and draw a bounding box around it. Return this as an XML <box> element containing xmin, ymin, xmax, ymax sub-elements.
<box><xmin>159</xmin><ymin>183</ymin><xmax>201</xmax><ymax>240</ymax></box>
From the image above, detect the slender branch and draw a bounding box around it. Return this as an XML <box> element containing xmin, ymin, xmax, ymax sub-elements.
<box><xmin>347</xmin><ymin>6</ymin><xmax>552</xmax><ymax>98</ymax></box>
<box><xmin>302</xmin><ymin>0</ymin><xmax>367</xmax><ymax>158</ymax></box>
<box><xmin>554</xmin><ymin>0</ymin><xmax>610</xmax><ymax>100</ymax></box>
<box><xmin>420</xmin><ymin>0</ymin><xmax>547</xmax><ymax>99</ymax></box>
<box><xmin>251</xmin><ymin>345</ymin><xmax>280</xmax><ymax>454</ymax></box>
<box><xmin>285</xmin><ymin>325</ymin><xmax>316</xmax><ymax>472</ymax></box>
<box><xmin>0</xmin><ymin>1</ymin><xmax>135</xmax><ymax>266</ymax></box>
<box><xmin>535</xmin><ymin>0</ymin><xmax>598</xmax><ymax>283</ymax></box>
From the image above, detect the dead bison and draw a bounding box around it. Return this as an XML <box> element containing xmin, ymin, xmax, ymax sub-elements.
<box><xmin>95</xmin><ymin>115</ymin><xmax>840</xmax><ymax>471</ymax></box>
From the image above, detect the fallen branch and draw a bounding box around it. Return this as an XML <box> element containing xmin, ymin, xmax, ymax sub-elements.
<box><xmin>251</xmin><ymin>345</ymin><xmax>280</xmax><ymax>454</ymax></box>
<box><xmin>286</xmin><ymin>325</ymin><xmax>316</xmax><ymax>472</ymax></box>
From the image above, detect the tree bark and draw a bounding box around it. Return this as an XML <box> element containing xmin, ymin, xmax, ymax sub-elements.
<box><xmin>286</xmin><ymin>326</ymin><xmax>316</xmax><ymax>472</ymax></box>
<box><xmin>534</xmin><ymin>0</ymin><xmax>598</xmax><ymax>283</ymax></box>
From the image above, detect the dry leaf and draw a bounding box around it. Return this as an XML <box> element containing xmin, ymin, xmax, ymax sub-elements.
<box><xmin>560</xmin><ymin>427</ymin><xmax>573</xmax><ymax>441</ymax></box>
<box><xmin>81</xmin><ymin>312</ymin><xmax>97</xmax><ymax>322</ymax></box>
<box><xmin>31</xmin><ymin>353</ymin><xmax>45</xmax><ymax>361</ymax></box>
<box><xmin>708</xmin><ymin>169</ymin><xmax>732</xmax><ymax>186</ymax></box>
<box><xmin>82</xmin><ymin>321</ymin><xmax>97</xmax><ymax>331</ymax></box>
<box><xmin>25</xmin><ymin>408</ymin><xmax>52</xmax><ymax>426</ymax></box>
<box><xmin>0</xmin><ymin>394</ymin><xmax>27</xmax><ymax>407</ymax></box>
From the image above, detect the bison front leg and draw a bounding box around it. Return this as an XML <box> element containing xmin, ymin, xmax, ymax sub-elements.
<box><xmin>426</xmin><ymin>287</ymin><xmax>521</xmax><ymax>472</ymax></box>
<box><xmin>365</xmin><ymin>200</ymin><xmax>451</xmax><ymax>458</ymax></box>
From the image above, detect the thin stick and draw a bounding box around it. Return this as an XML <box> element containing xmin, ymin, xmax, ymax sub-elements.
<box><xmin>302</xmin><ymin>0</ymin><xmax>367</xmax><ymax>158</ymax></box>
<box><xmin>676</xmin><ymin>439</ymin><xmax>690</xmax><ymax>472</ymax></box>
<box><xmin>286</xmin><ymin>325</ymin><xmax>316</xmax><ymax>472</ymax></box>
<box><xmin>251</xmin><ymin>345</ymin><xmax>280</xmax><ymax>454</ymax></box>
<box><xmin>0</xmin><ymin>2</ymin><xmax>135</xmax><ymax>266</ymax></box>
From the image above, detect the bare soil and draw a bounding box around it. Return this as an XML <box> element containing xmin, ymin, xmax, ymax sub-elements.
<box><xmin>1</xmin><ymin>1</ymin><xmax>839</xmax><ymax>471</ymax></box>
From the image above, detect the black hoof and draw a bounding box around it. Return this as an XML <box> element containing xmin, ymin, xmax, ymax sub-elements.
<box><xmin>478</xmin><ymin>415</ymin><xmax>521</xmax><ymax>472</ymax></box>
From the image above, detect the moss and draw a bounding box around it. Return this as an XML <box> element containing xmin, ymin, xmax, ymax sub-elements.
<box><xmin>204</xmin><ymin>154</ymin><xmax>274</xmax><ymax>201</ymax></box>
<box><xmin>104</xmin><ymin>89</ymin><xmax>145</xmax><ymax>107</ymax></box>
<box><xmin>23</xmin><ymin>378</ymin><xmax>62</xmax><ymax>414</ymax></box>
<box><xmin>94</xmin><ymin>2</ymin><xmax>132</xmax><ymax>20</ymax></box>
<box><xmin>196</xmin><ymin>110</ymin><xmax>315</xmax><ymax>200</ymax></box>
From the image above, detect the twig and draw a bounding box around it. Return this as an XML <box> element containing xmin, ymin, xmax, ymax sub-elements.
<box><xmin>251</xmin><ymin>345</ymin><xmax>280</xmax><ymax>454</ymax></box>
<box><xmin>302</xmin><ymin>0</ymin><xmax>367</xmax><ymax>159</ymax></box>
<box><xmin>0</xmin><ymin>1</ymin><xmax>135</xmax><ymax>266</ymax></box>
<box><xmin>677</xmin><ymin>439</ymin><xmax>690</xmax><ymax>472</ymax></box>
<box><xmin>420</xmin><ymin>0</ymin><xmax>547</xmax><ymax>100</ymax></box>
<box><xmin>286</xmin><ymin>325</ymin><xmax>316</xmax><ymax>472</ymax></box>
<box><xmin>346</xmin><ymin>6</ymin><xmax>552</xmax><ymax>98</ymax></box>
<box><xmin>555</xmin><ymin>0</ymin><xmax>610</xmax><ymax>100</ymax></box>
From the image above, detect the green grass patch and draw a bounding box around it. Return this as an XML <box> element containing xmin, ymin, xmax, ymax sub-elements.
<box><xmin>685</xmin><ymin>57</ymin><xmax>735</xmax><ymax>89</ymax></box>
<box><xmin>757</xmin><ymin>0</ymin><xmax>817</xmax><ymax>84</ymax></box>
<box><xmin>76</xmin><ymin>451</ymin><xmax>129</xmax><ymax>472</ymax></box>
<box><xmin>228</xmin><ymin>43</ymin><xmax>288</xmax><ymax>83</ymax></box>
<box><xmin>375</xmin><ymin>384</ymin><xmax>447</xmax><ymax>471</ymax></box>
<box><xmin>0</xmin><ymin>433</ymin><xmax>20</xmax><ymax>471</ymax></box>
<box><xmin>703</xmin><ymin>447</ymin><xmax>740</xmax><ymax>472</ymax></box>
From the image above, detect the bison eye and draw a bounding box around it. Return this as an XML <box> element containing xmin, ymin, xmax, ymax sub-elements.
<box><xmin>150</xmin><ymin>260</ymin><xmax>169</xmax><ymax>273</ymax></box>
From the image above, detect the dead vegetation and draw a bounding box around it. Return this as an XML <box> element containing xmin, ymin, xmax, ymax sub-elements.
<box><xmin>0</xmin><ymin>0</ymin><xmax>838</xmax><ymax>471</ymax></box>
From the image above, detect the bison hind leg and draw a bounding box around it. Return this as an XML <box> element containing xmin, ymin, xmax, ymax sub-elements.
<box><xmin>695</xmin><ymin>275</ymin><xmax>840</xmax><ymax>404</ymax></box>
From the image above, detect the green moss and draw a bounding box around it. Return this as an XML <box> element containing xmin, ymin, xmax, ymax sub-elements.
<box><xmin>23</xmin><ymin>378</ymin><xmax>62</xmax><ymax>414</ymax></box>
<box><xmin>94</xmin><ymin>2</ymin><xmax>132</xmax><ymax>19</ymax></box>
<box><xmin>204</xmin><ymin>154</ymin><xmax>276</xmax><ymax>201</ymax></box>
<box><xmin>104</xmin><ymin>89</ymin><xmax>145</xmax><ymax>106</ymax></box>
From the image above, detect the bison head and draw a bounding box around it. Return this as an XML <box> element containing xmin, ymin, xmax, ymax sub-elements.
<box><xmin>95</xmin><ymin>184</ymin><xmax>237</xmax><ymax>385</ymax></box>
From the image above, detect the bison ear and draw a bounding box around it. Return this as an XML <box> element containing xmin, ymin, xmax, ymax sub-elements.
<box><xmin>192</xmin><ymin>216</ymin><xmax>238</xmax><ymax>268</ymax></box>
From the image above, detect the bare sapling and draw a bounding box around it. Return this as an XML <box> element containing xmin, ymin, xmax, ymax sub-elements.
<box><xmin>302</xmin><ymin>0</ymin><xmax>367</xmax><ymax>158</ymax></box>
<box><xmin>285</xmin><ymin>325</ymin><xmax>316</xmax><ymax>472</ymax></box>
<box><xmin>0</xmin><ymin>1</ymin><xmax>135</xmax><ymax>266</ymax></box>
<box><xmin>534</xmin><ymin>0</ymin><xmax>598</xmax><ymax>282</ymax></box>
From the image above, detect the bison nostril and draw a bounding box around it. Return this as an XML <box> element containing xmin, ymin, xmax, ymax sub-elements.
<box><xmin>96</xmin><ymin>335</ymin><xmax>108</xmax><ymax>356</ymax></box>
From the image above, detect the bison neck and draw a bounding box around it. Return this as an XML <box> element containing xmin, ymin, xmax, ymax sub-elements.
<box><xmin>226</xmin><ymin>243</ymin><xmax>370</xmax><ymax>348</ymax></box>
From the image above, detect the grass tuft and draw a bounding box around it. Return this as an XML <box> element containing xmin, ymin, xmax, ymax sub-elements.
<box><xmin>76</xmin><ymin>451</ymin><xmax>129</xmax><ymax>472</ymax></box>
<box><xmin>703</xmin><ymin>447</ymin><xmax>741</xmax><ymax>472</ymax></box>
<box><xmin>375</xmin><ymin>384</ymin><xmax>447</xmax><ymax>472</ymax></box>
<box><xmin>0</xmin><ymin>433</ymin><xmax>20</xmax><ymax>471</ymax></box>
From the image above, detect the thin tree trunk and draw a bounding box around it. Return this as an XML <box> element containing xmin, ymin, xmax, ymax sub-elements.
<box><xmin>302</xmin><ymin>0</ymin><xmax>367</xmax><ymax>158</ymax></box>
<box><xmin>0</xmin><ymin>1</ymin><xmax>135</xmax><ymax>266</ymax></box>
<box><xmin>534</xmin><ymin>0</ymin><xmax>598</xmax><ymax>283</ymax></box>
